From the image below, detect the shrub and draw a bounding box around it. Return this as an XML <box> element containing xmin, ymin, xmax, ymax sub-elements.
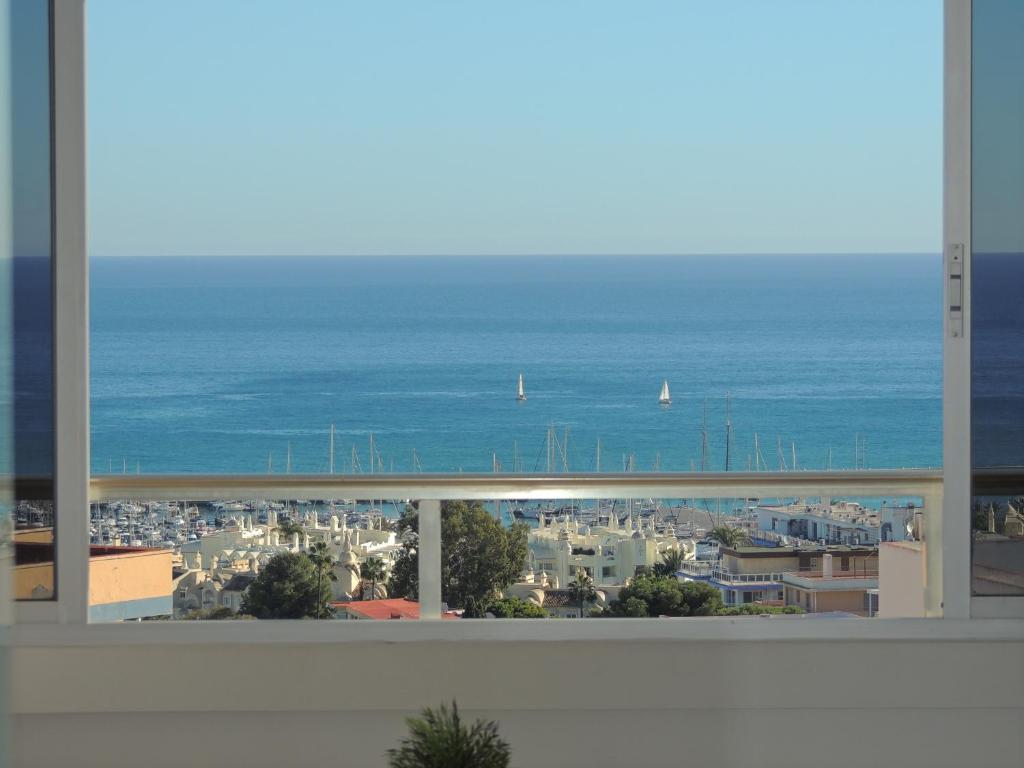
<box><xmin>387</xmin><ymin>701</ymin><xmax>510</xmax><ymax>768</ymax></box>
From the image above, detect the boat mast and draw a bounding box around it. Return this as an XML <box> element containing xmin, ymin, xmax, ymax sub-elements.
<box><xmin>754</xmin><ymin>433</ymin><xmax>760</xmax><ymax>472</ymax></box>
<box><xmin>777</xmin><ymin>436</ymin><xmax>787</xmax><ymax>471</ymax></box>
<box><xmin>724</xmin><ymin>394</ymin><xmax>732</xmax><ymax>472</ymax></box>
<box><xmin>700</xmin><ymin>399</ymin><xmax>709</xmax><ymax>472</ymax></box>
<box><xmin>329</xmin><ymin>423</ymin><xmax>335</xmax><ymax>475</ymax></box>
<box><xmin>561</xmin><ymin>426</ymin><xmax>569</xmax><ymax>472</ymax></box>
<box><xmin>546</xmin><ymin>425</ymin><xmax>555</xmax><ymax>473</ymax></box>
<box><xmin>286</xmin><ymin>443</ymin><xmax>292</xmax><ymax>474</ymax></box>
<box><xmin>595</xmin><ymin>438</ymin><xmax>601</xmax><ymax>473</ymax></box>
<box><xmin>791</xmin><ymin>441</ymin><xmax>797</xmax><ymax>471</ymax></box>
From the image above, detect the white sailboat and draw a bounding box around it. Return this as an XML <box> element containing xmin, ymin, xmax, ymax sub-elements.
<box><xmin>659</xmin><ymin>379</ymin><xmax>671</xmax><ymax>405</ymax></box>
<box><xmin>516</xmin><ymin>373</ymin><xmax>527</xmax><ymax>401</ymax></box>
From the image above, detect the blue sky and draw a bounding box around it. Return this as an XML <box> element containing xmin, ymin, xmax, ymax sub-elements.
<box><xmin>87</xmin><ymin>0</ymin><xmax>942</xmax><ymax>257</ymax></box>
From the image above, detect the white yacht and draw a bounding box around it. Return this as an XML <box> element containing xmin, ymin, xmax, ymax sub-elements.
<box><xmin>659</xmin><ymin>379</ymin><xmax>671</xmax><ymax>405</ymax></box>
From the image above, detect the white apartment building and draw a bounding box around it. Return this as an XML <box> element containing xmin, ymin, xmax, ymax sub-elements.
<box><xmin>527</xmin><ymin>512</ymin><xmax>695</xmax><ymax>587</ymax></box>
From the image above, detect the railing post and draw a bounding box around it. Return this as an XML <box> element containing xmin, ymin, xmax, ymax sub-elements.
<box><xmin>417</xmin><ymin>500</ymin><xmax>442</xmax><ymax>620</ymax></box>
<box><xmin>923</xmin><ymin>488</ymin><xmax>944</xmax><ymax>617</ymax></box>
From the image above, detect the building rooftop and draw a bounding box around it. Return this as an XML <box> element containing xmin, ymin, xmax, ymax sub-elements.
<box><xmin>540</xmin><ymin>589</ymin><xmax>578</xmax><ymax>608</ymax></box>
<box><xmin>339</xmin><ymin>598</ymin><xmax>460</xmax><ymax>620</ymax></box>
<box><xmin>723</xmin><ymin>544</ymin><xmax>877</xmax><ymax>557</ymax></box>
<box><xmin>221</xmin><ymin>573</ymin><xmax>257</xmax><ymax>592</ymax></box>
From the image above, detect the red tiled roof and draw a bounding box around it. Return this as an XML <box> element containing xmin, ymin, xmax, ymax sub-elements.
<box><xmin>339</xmin><ymin>598</ymin><xmax>459</xmax><ymax>620</ymax></box>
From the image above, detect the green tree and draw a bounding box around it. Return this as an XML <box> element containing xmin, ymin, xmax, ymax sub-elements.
<box><xmin>307</xmin><ymin>540</ymin><xmax>338</xmax><ymax>619</ymax></box>
<box><xmin>276</xmin><ymin>519</ymin><xmax>305</xmax><ymax>539</ymax></box>
<box><xmin>707</xmin><ymin>525</ymin><xmax>750</xmax><ymax>549</ymax></box>
<box><xmin>462</xmin><ymin>596</ymin><xmax>482</xmax><ymax>618</ymax></box>
<box><xmin>387</xmin><ymin>701</ymin><xmax>510</xmax><ymax>768</ymax></box>
<box><xmin>567</xmin><ymin>567</ymin><xmax>598</xmax><ymax>619</ymax></box>
<box><xmin>482</xmin><ymin>597</ymin><xmax>547</xmax><ymax>618</ymax></box>
<box><xmin>387</xmin><ymin>501</ymin><xmax>528</xmax><ymax>610</ymax></box>
<box><xmin>240</xmin><ymin>551</ymin><xmax>334</xmax><ymax>619</ymax></box>
<box><xmin>652</xmin><ymin>548</ymin><xmax>686</xmax><ymax>577</ymax></box>
<box><xmin>359</xmin><ymin>557</ymin><xmax>387</xmax><ymax>600</ymax></box>
<box><xmin>603</xmin><ymin>574</ymin><xmax>724</xmax><ymax>617</ymax></box>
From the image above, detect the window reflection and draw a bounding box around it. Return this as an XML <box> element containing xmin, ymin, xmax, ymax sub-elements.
<box><xmin>7</xmin><ymin>0</ymin><xmax>55</xmax><ymax>600</ymax></box>
<box><xmin>971</xmin><ymin>0</ymin><xmax>1024</xmax><ymax>595</ymax></box>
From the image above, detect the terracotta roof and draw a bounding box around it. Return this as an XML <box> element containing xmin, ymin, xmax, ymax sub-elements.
<box><xmin>340</xmin><ymin>598</ymin><xmax>459</xmax><ymax>620</ymax></box>
<box><xmin>541</xmin><ymin>589</ymin><xmax>577</xmax><ymax>607</ymax></box>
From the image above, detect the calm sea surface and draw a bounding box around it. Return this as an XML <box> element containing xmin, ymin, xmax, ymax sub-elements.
<box><xmin>89</xmin><ymin>254</ymin><xmax>942</xmax><ymax>474</ymax></box>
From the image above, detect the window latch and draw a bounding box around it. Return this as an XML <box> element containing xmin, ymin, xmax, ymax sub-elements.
<box><xmin>948</xmin><ymin>243</ymin><xmax>964</xmax><ymax>338</ymax></box>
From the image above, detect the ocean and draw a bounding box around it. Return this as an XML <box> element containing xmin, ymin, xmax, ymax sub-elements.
<box><xmin>89</xmin><ymin>254</ymin><xmax>942</xmax><ymax>475</ymax></box>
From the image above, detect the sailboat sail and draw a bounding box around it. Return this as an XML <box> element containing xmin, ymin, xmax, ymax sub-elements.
<box><xmin>659</xmin><ymin>380</ymin><xmax>671</xmax><ymax>404</ymax></box>
<box><xmin>517</xmin><ymin>373</ymin><xmax>527</xmax><ymax>401</ymax></box>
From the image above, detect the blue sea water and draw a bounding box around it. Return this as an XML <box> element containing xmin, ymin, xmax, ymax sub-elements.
<box><xmin>89</xmin><ymin>254</ymin><xmax>942</xmax><ymax>474</ymax></box>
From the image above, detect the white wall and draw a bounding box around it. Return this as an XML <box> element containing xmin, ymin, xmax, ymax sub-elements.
<box><xmin>9</xmin><ymin>631</ymin><xmax>1024</xmax><ymax>768</ymax></box>
<box><xmin>879</xmin><ymin>541</ymin><xmax>927</xmax><ymax>618</ymax></box>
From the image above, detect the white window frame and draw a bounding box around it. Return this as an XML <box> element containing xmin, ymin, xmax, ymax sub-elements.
<box><xmin>942</xmin><ymin>0</ymin><xmax>973</xmax><ymax>620</ymax></box>
<box><xmin>12</xmin><ymin>0</ymin><xmax>1024</xmax><ymax>637</ymax></box>
<box><xmin>14</xmin><ymin>0</ymin><xmax>88</xmax><ymax>626</ymax></box>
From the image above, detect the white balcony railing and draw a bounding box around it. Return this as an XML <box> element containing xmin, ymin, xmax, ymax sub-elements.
<box><xmin>782</xmin><ymin>572</ymin><xmax>880</xmax><ymax>590</ymax></box>
<box><xmin>88</xmin><ymin>469</ymin><xmax>944</xmax><ymax>619</ymax></box>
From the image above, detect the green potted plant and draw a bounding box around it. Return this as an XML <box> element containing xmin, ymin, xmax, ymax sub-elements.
<box><xmin>387</xmin><ymin>701</ymin><xmax>511</xmax><ymax>768</ymax></box>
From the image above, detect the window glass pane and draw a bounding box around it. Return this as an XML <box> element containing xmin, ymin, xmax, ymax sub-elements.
<box><xmin>1</xmin><ymin>0</ymin><xmax>19</xmax><ymax>759</ymax></box>
<box><xmin>9</xmin><ymin>0</ymin><xmax>54</xmax><ymax>601</ymax></box>
<box><xmin>87</xmin><ymin>1</ymin><xmax>941</xmax><ymax>619</ymax></box>
<box><xmin>971</xmin><ymin>0</ymin><xmax>1024</xmax><ymax>595</ymax></box>
<box><xmin>88</xmin><ymin>2</ymin><xmax>942</xmax><ymax>479</ymax></box>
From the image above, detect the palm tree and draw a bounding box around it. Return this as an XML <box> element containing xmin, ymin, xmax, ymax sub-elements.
<box><xmin>567</xmin><ymin>567</ymin><xmax>597</xmax><ymax>618</ymax></box>
<box><xmin>359</xmin><ymin>557</ymin><xmax>387</xmax><ymax>600</ymax></box>
<box><xmin>307</xmin><ymin>540</ymin><xmax>337</xmax><ymax>619</ymax></box>
<box><xmin>653</xmin><ymin>548</ymin><xmax>685</xmax><ymax>577</ymax></box>
<box><xmin>276</xmin><ymin>519</ymin><xmax>304</xmax><ymax>539</ymax></box>
<box><xmin>708</xmin><ymin>525</ymin><xmax>750</xmax><ymax>549</ymax></box>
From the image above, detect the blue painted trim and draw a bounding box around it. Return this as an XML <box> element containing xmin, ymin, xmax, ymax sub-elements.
<box><xmin>90</xmin><ymin>596</ymin><xmax>173</xmax><ymax>622</ymax></box>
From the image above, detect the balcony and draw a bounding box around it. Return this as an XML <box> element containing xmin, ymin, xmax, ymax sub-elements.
<box><xmin>676</xmin><ymin>561</ymin><xmax>787</xmax><ymax>586</ymax></box>
<box><xmin>782</xmin><ymin>571</ymin><xmax>880</xmax><ymax>592</ymax></box>
<box><xmin>84</xmin><ymin>468</ymin><xmax>944</xmax><ymax>622</ymax></box>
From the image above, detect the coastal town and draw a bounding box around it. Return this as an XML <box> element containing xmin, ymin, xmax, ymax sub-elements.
<box><xmin>10</xmin><ymin>493</ymin><xmax>945</xmax><ymax>621</ymax></box>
